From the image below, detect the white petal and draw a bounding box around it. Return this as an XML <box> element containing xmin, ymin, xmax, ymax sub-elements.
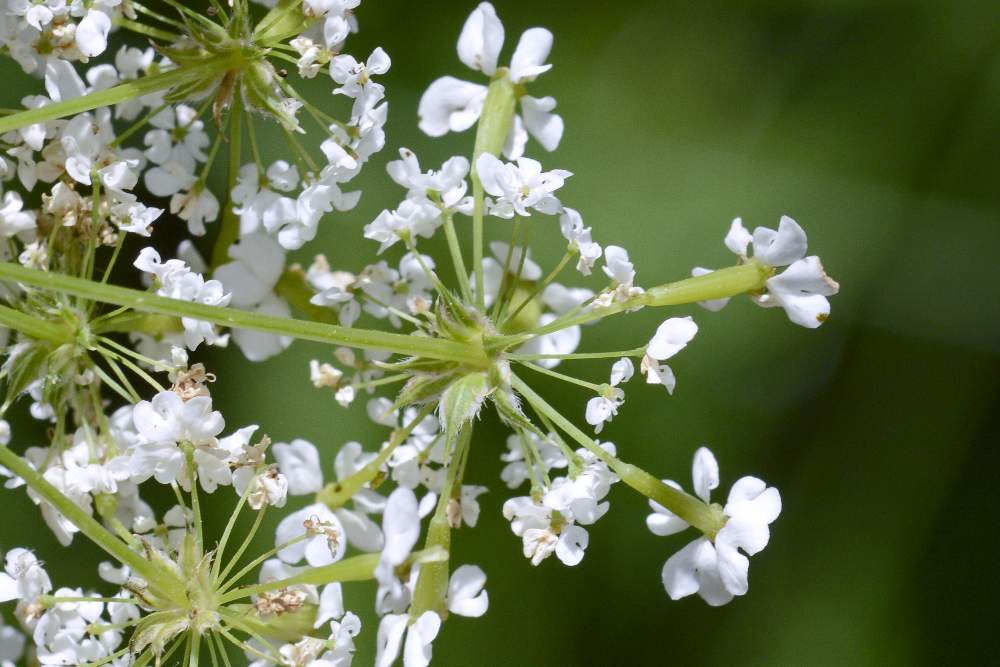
<box><xmin>380</xmin><ymin>487</ymin><xmax>420</xmax><ymax>569</ymax></box>
<box><xmin>520</xmin><ymin>95</ymin><xmax>563</xmax><ymax>151</ymax></box>
<box><xmin>610</xmin><ymin>358</ymin><xmax>634</xmax><ymax>386</ymax></box>
<box><xmin>661</xmin><ymin>538</ymin><xmax>705</xmax><ymax>600</ymax></box>
<box><xmin>457</xmin><ymin>2</ymin><xmax>505</xmax><ymax>75</ymax></box>
<box><xmin>418</xmin><ymin>77</ymin><xmax>488</xmax><ymax>137</ymax></box>
<box><xmin>752</xmin><ymin>215</ymin><xmax>808</xmax><ymax>266</ymax></box>
<box><xmin>374</xmin><ymin>614</ymin><xmax>408</xmax><ymax>667</ymax></box>
<box><xmin>475</xmin><ymin>153</ymin><xmax>505</xmax><ymax>197</ymax></box>
<box><xmin>646</xmin><ymin>316</ymin><xmax>698</xmax><ymax>361</ymax></box>
<box><xmin>447</xmin><ymin>564</ymin><xmax>489</xmax><ymax>617</ymax></box>
<box><xmin>509</xmin><ymin>28</ymin><xmax>553</xmax><ymax>82</ymax></box>
<box><xmin>77</xmin><ymin>11</ymin><xmax>112</xmax><ymax>58</ymax></box>
<box><xmin>555</xmin><ymin>525</ymin><xmax>588</xmax><ymax>566</ymax></box>
<box><xmin>404</xmin><ymin>611</ymin><xmax>441</xmax><ymax>667</ymax></box>
<box><xmin>314</xmin><ymin>583</ymin><xmax>344</xmax><ymax>628</ymax></box>
<box><xmin>714</xmin><ymin>540</ymin><xmax>750</xmax><ymax>597</ymax></box>
<box><xmin>335</xmin><ymin>507</ymin><xmax>385</xmax><ymax>552</ymax></box>
<box><xmin>691</xmin><ymin>447</ymin><xmax>719</xmax><ymax>504</ymax></box>
<box><xmin>724</xmin><ymin>217</ymin><xmax>752</xmax><ymax>257</ymax></box>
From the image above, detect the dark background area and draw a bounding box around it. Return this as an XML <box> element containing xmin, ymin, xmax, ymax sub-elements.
<box><xmin>3</xmin><ymin>0</ymin><xmax>999</xmax><ymax>664</ymax></box>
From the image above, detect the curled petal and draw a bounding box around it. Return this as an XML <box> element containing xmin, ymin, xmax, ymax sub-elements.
<box><xmin>448</xmin><ymin>565</ymin><xmax>489</xmax><ymax>617</ymax></box>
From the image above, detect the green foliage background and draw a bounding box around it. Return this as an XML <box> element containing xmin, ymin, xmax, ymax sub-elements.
<box><xmin>3</xmin><ymin>0</ymin><xmax>999</xmax><ymax>664</ymax></box>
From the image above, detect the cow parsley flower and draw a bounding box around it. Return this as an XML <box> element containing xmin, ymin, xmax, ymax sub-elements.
<box><xmin>721</xmin><ymin>216</ymin><xmax>840</xmax><ymax>327</ymax></box>
<box><xmin>649</xmin><ymin>447</ymin><xmax>781</xmax><ymax>606</ymax></box>
<box><xmin>418</xmin><ymin>2</ymin><xmax>564</xmax><ymax>158</ymax></box>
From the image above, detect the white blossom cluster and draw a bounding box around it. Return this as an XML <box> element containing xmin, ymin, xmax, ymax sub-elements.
<box><xmin>0</xmin><ymin>0</ymin><xmax>842</xmax><ymax>665</ymax></box>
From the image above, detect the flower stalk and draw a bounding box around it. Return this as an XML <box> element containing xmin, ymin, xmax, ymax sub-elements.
<box><xmin>0</xmin><ymin>262</ymin><xmax>487</xmax><ymax>365</ymax></box>
<box><xmin>471</xmin><ymin>76</ymin><xmax>519</xmax><ymax>309</ymax></box>
<box><xmin>511</xmin><ymin>374</ymin><xmax>726</xmax><ymax>536</ymax></box>
<box><xmin>0</xmin><ymin>55</ymin><xmax>239</xmax><ymax>134</ymax></box>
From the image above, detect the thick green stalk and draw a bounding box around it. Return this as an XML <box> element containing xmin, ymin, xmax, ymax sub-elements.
<box><xmin>644</xmin><ymin>260</ymin><xmax>773</xmax><ymax>307</ymax></box>
<box><xmin>410</xmin><ymin>427</ymin><xmax>472</xmax><ymax>619</ymax></box>
<box><xmin>0</xmin><ymin>55</ymin><xmax>238</xmax><ymax>134</ymax></box>
<box><xmin>210</xmin><ymin>92</ymin><xmax>244</xmax><ymax>268</ymax></box>
<box><xmin>471</xmin><ymin>76</ymin><xmax>518</xmax><ymax>310</ymax></box>
<box><xmin>510</xmin><ymin>374</ymin><xmax>726</xmax><ymax>537</ymax></box>
<box><xmin>521</xmin><ymin>261</ymin><xmax>774</xmax><ymax>341</ymax></box>
<box><xmin>0</xmin><ymin>445</ymin><xmax>188</xmax><ymax>605</ymax></box>
<box><xmin>0</xmin><ymin>263</ymin><xmax>485</xmax><ymax>364</ymax></box>
<box><xmin>218</xmin><ymin>553</ymin><xmax>379</xmax><ymax>604</ymax></box>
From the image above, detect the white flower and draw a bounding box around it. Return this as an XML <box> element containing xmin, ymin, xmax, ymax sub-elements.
<box><xmin>387</xmin><ymin>148</ymin><xmax>473</xmax><ymax>216</ymax></box>
<box><xmin>649</xmin><ymin>447</ymin><xmax>782</xmax><ymax>606</ymax></box>
<box><xmin>0</xmin><ymin>548</ymin><xmax>52</xmax><ymax>605</ymax></box>
<box><xmin>111</xmin><ymin>201</ymin><xmax>162</xmax><ymax>237</ymax></box>
<box><xmin>559</xmin><ymin>208</ymin><xmax>601</xmax><ymax>275</ymax></box>
<box><xmin>475</xmin><ymin>154</ymin><xmax>570</xmax><ymax>218</ymax></box>
<box><xmin>365</xmin><ymin>198</ymin><xmax>441</xmax><ymax>253</ymax></box>
<box><xmin>128</xmin><ymin>391</ymin><xmax>230</xmax><ymax>491</ymax></box>
<box><xmin>723</xmin><ymin>216</ymin><xmax>840</xmax><ymax>328</ymax></box>
<box><xmin>502</xmin><ymin>496</ymin><xmax>589</xmax><ymax>566</ymax></box>
<box><xmin>419</xmin><ymin>2</ymin><xmax>563</xmax><ymax>158</ymax></box>
<box><xmin>276</xmin><ymin>503</ymin><xmax>346</xmax><ymax>567</ymax></box>
<box><xmin>641</xmin><ymin>316</ymin><xmax>698</xmax><ymax>394</ymax></box>
<box><xmin>375</xmin><ymin>611</ymin><xmax>440</xmax><ymax>667</ymax></box>
<box><xmin>585</xmin><ymin>360</ymin><xmax>633</xmax><ymax>434</ymax></box>
<box><xmin>330</xmin><ymin>46</ymin><xmax>391</xmax><ymax>109</ymax></box>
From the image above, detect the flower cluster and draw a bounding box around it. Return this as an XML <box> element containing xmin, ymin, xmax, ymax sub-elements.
<box><xmin>0</xmin><ymin>1</ymin><xmax>839</xmax><ymax>665</ymax></box>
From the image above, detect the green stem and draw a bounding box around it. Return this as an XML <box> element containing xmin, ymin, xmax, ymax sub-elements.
<box><xmin>0</xmin><ymin>445</ymin><xmax>187</xmax><ymax>605</ymax></box>
<box><xmin>0</xmin><ymin>263</ymin><xmax>485</xmax><ymax>365</ymax></box>
<box><xmin>516</xmin><ymin>261</ymin><xmax>774</xmax><ymax>343</ymax></box>
<box><xmin>316</xmin><ymin>403</ymin><xmax>436</xmax><ymax>509</ymax></box>
<box><xmin>211</xmin><ymin>91</ymin><xmax>244</xmax><ymax>268</ymax></box>
<box><xmin>0</xmin><ymin>55</ymin><xmax>238</xmax><ymax>134</ymax></box>
<box><xmin>441</xmin><ymin>212</ymin><xmax>473</xmax><ymax>303</ymax></box>
<box><xmin>510</xmin><ymin>374</ymin><xmax>725</xmax><ymax>536</ymax></box>
<box><xmin>507</xmin><ymin>347</ymin><xmax>646</xmax><ymax>362</ymax></box>
<box><xmin>410</xmin><ymin>426</ymin><xmax>471</xmax><ymax>619</ymax></box>
<box><xmin>114</xmin><ymin>17</ymin><xmax>180</xmax><ymax>42</ymax></box>
<box><xmin>0</xmin><ymin>304</ymin><xmax>68</xmax><ymax>343</ymax></box>
<box><xmin>471</xmin><ymin>76</ymin><xmax>518</xmax><ymax>310</ymax></box>
<box><xmin>218</xmin><ymin>553</ymin><xmax>379</xmax><ymax>604</ymax></box>
<box><xmin>504</xmin><ymin>250</ymin><xmax>573</xmax><ymax>325</ymax></box>
<box><xmin>515</xmin><ymin>361</ymin><xmax>603</xmax><ymax>392</ymax></box>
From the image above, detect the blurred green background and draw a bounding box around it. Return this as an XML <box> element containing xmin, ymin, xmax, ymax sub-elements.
<box><xmin>4</xmin><ymin>0</ymin><xmax>1000</xmax><ymax>664</ymax></box>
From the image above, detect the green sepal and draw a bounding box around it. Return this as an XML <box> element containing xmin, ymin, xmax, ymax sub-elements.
<box><xmin>438</xmin><ymin>372</ymin><xmax>492</xmax><ymax>439</ymax></box>
<box><xmin>393</xmin><ymin>372</ymin><xmax>460</xmax><ymax>410</ymax></box>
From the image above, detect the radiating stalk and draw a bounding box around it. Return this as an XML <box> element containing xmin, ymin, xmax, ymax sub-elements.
<box><xmin>0</xmin><ymin>263</ymin><xmax>486</xmax><ymax>365</ymax></box>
